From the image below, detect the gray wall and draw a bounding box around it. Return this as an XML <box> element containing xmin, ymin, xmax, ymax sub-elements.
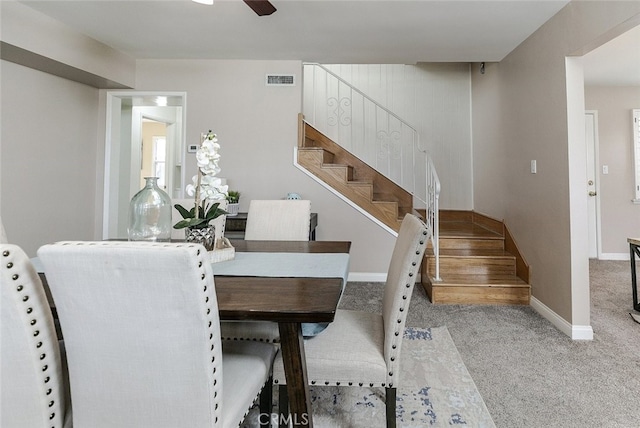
<box><xmin>1</xmin><ymin>60</ymin><xmax>101</xmax><ymax>256</ymax></box>
<box><xmin>471</xmin><ymin>2</ymin><xmax>640</xmax><ymax>328</ymax></box>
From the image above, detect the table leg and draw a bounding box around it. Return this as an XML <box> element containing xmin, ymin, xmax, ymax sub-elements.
<box><xmin>631</xmin><ymin>244</ymin><xmax>640</xmax><ymax>312</ymax></box>
<box><xmin>278</xmin><ymin>322</ymin><xmax>313</xmax><ymax>427</ymax></box>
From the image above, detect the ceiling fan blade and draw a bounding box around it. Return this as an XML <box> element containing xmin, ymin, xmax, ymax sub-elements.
<box><xmin>243</xmin><ymin>0</ymin><xmax>276</xmax><ymax>16</ymax></box>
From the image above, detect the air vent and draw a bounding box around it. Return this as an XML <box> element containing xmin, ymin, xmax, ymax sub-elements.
<box><xmin>266</xmin><ymin>74</ymin><xmax>296</xmax><ymax>86</ymax></box>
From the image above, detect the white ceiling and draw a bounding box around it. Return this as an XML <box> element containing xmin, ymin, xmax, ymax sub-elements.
<box><xmin>19</xmin><ymin>0</ymin><xmax>640</xmax><ymax>85</ymax></box>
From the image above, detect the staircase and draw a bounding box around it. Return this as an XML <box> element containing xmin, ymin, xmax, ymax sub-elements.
<box><xmin>297</xmin><ymin>118</ymin><xmax>414</xmax><ymax>232</ymax></box>
<box><xmin>300</xmin><ymin>64</ymin><xmax>529</xmax><ymax>306</ymax></box>
<box><xmin>421</xmin><ymin>210</ymin><xmax>531</xmax><ymax>305</ymax></box>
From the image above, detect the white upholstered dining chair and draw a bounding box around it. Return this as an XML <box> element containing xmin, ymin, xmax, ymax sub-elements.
<box><xmin>244</xmin><ymin>199</ymin><xmax>311</xmax><ymax>241</ymax></box>
<box><xmin>1</xmin><ymin>244</ymin><xmax>71</xmax><ymax>428</ymax></box>
<box><xmin>38</xmin><ymin>241</ymin><xmax>277</xmax><ymax>428</ymax></box>
<box><xmin>272</xmin><ymin>213</ymin><xmax>429</xmax><ymax>428</ymax></box>
<box><xmin>220</xmin><ymin>199</ymin><xmax>313</xmax><ymax>343</ymax></box>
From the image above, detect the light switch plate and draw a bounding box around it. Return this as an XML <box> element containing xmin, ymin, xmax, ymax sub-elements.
<box><xmin>188</xmin><ymin>144</ymin><xmax>199</xmax><ymax>153</ymax></box>
<box><xmin>531</xmin><ymin>160</ymin><xmax>537</xmax><ymax>174</ymax></box>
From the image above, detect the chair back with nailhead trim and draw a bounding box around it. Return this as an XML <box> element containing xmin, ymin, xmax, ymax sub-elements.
<box><xmin>1</xmin><ymin>244</ymin><xmax>68</xmax><ymax>428</ymax></box>
<box><xmin>38</xmin><ymin>241</ymin><xmax>224</xmax><ymax>427</ymax></box>
<box><xmin>382</xmin><ymin>213</ymin><xmax>430</xmax><ymax>385</ymax></box>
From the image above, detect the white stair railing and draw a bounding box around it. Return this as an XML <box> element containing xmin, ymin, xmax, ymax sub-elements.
<box><xmin>426</xmin><ymin>155</ymin><xmax>441</xmax><ymax>281</ymax></box>
<box><xmin>303</xmin><ymin>63</ymin><xmax>441</xmax><ymax>280</ymax></box>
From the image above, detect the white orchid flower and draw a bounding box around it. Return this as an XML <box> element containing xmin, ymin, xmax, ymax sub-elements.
<box><xmin>200</xmin><ymin>175</ymin><xmax>228</xmax><ymax>201</ymax></box>
<box><xmin>181</xmin><ymin>131</ymin><xmax>229</xmax><ymax>226</ymax></box>
<box><xmin>201</xmin><ymin>139</ymin><xmax>220</xmax><ymax>153</ymax></box>
<box><xmin>185</xmin><ymin>175</ymin><xmax>200</xmax><ymax>197</ymax></box>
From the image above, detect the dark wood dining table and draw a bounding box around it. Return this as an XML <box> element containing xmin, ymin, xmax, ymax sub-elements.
<box><xmin>215</xmin><ymin>239</ymin><xmax>351</xmax><ymax>427</ymax></box>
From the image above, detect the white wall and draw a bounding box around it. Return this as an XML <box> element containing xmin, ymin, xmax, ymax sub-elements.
<box><xmin>131</xmin><ymin>59</ymin><xmax>397</xmax><ymax>276</ymax></box>
<box><xmin>586</xmin><ymin>86</ymin><xmax>640</xmax><ymax>256</ymax></box>
<box><xmin>0</xmin><ymin>60</ymin><xmax>101</xmax><ymax>256</ymax></box>
<box><xmin>320</xmin><ymin>63</ymin><xmax>473</xmax><ymax>210</ymax></box>
<box><xmin>471</xmin><ymin>62</ymin><xmax>506</xmax><ymax>219</ymax></box>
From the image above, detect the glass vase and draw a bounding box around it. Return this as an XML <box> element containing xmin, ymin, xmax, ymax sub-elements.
<box><xmin>185</xmin><ymin>225</ymin><xmax>216</xmax><ymax>251</ymax></box>
<box><xmin>128</xmin><ymin>177</ymin><xmax>172</xmax><ymax>242</ymax></box>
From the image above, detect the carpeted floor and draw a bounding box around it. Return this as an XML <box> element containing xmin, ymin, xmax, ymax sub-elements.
<box><xmin>339</xmin><ymin>259</ymin><xmax>639</xmax><ymax>428</ymax></box>
<box><xmin>243</xmin><ymin>259</ymin><xmax>639</xmax><ymax>427</ymax></box>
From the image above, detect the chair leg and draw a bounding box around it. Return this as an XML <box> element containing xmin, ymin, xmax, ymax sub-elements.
<box><xmin>386</xmin><ymin>387</ymin><xmax>397</xmax><ymax>428</ymax></box>
<box><xmin>259</xmin><ymin>375</ymin><xmax>273</xmax><ymax>427</ymax></box>
<box><xmin>278</xmin><ymin>384</ymin><xmax>289</xmax><ymax>428</ymax></box>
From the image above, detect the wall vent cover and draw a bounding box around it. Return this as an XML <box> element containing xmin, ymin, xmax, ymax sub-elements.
<box><xmin>266</xmin><ymin>74</ymin><xmax>296</xmax><ymax>86</ymax></box>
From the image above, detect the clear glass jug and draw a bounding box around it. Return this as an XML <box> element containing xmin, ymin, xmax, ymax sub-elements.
<box><xmin>128</xmin><ymin>177</ymin><xmax>172</xmax><ymax>241</ymax></box>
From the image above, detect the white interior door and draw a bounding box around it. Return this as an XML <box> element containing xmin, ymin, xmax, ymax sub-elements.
<box><xmin>585</xmin><ymin>111</ymin><xmax>600</xmax><ymax>258</ymax></box>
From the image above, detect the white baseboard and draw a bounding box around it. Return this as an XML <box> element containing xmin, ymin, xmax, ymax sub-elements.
<box><xmin>599</xmin><ymin>253</ymin><xmax>629</xmax><ymax>261</ymax></box>
<box><xmin>347</xmin><ymin>272</ymin><xmax>387</xmax><ymax>282</ymax></box>
<box><xmin>530</xmin><ymin>296</ymin><xmax>593</xmax><ymax>340</ymax></box>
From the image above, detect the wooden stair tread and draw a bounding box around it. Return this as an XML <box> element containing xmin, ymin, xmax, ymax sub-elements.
<box><xmin>347</xmin><ymin>180</ymin><xmax>373</xmax><ymax>185</ymax></box>
<box><xmin>439</xmin><ymin>221</ymin><xmax>503</xmax><ymax>239</ymax></box>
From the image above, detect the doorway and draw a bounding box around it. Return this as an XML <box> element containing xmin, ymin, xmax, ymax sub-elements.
<box><xmin>585</xmin><ymin>110</ymin><xmax>601</xmax><ymax>259</ymax></box>
<box><xmin>104</xmin><ymin>92</ymin><xmax>186</xmax><ymax>239</ymax></box>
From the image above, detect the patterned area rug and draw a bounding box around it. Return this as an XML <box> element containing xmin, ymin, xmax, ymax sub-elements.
<box><xmin>243</xmin><ymin>326</ymin><xmax>495</xmax><ymax>427</ymax></box>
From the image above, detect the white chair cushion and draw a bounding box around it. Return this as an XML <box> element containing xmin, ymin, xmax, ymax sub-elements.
<box><xmin>272</xmin><ymin>310</ymin><xmax>386</xmax><ymax>386</ymax></box>
<box><xmin>222</xmin><ymin>341</ymin><xmax>277</xmax><ymax>428</ymax></box>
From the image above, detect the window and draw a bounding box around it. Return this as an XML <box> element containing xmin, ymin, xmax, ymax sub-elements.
<box><xmin>634</xmin><ymin>110</ymin><xmax>640</xmax><ymax>203</ymax></box>
<box><xmin>153</xmin><ymin>136</ymin><xmax>166</xmax><ymax>189</ymax></box>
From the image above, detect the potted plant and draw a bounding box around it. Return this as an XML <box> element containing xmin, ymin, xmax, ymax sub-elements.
<box><xmin>226</xmin><ymin>190</ymin><xmax>240</xmax><ymax>216</ymax></box>
<box><xmin>173</xmin><ymin>130</ymin><xmax>228</xmax><ymax>250</ymax></box>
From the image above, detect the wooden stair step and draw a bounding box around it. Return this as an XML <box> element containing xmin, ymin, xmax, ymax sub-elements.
<box><xmin>438</xmin><ymin>237</ymin><xmax>504</xmax><ymax>250</ymax></box>
<box><xmin>426</xmin><ymin>249</ymin><xmax>516</xmax><ymax>276</ymax></box>
<box><xmin>434</xmin><ymin>248</ymin><xmax>515</xmax><ymax>257</ymax></box>
<box><xmin>439</xmin><ymin>221</ymin><xmax>503</xmax><ymax>239</ymax></box>
<box><xmin>426</xmin><ymin>281</ymin><xmax>531</xmax><ymax>305</ymax></box>
<box><xmin>433</xmin><ymin>274</ymin><xmax>529</xmax><ymax>287</ymax></box>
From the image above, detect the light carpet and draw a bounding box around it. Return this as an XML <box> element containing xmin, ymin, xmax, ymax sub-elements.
<box><xmin>242</xmin><ymin>326</ymin><xmax>495</xmax><ymax>427</ymax></box>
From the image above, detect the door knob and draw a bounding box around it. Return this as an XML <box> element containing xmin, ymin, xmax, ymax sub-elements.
<box><xmin>589</xmin><ymin>191</ymin><xmax>597</xmax><ymax>196</ymax></box>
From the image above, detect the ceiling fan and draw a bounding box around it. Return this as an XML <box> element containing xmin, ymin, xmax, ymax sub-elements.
<box><xmin>193</xmin><ymin>0</ymin><xmax>276</xmax><ymax>16</ymax></box>
<box><xmin>243</xmin><ymin>0</ymin><xmax>277</xmax><ymax>16</ymax></box>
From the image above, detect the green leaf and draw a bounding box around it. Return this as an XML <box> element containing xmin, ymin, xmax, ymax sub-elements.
<box><xmin>173</xmin><ymin>218</ymin><xmax>208</xmax><ymax>229</ymax></box>
<box><xmin>205</xmin><ymin>203</ymin><xmax>228</xmax><ymax>220</ymax></box>
<box><xmin>174</xmin><ymin>204</ymin><xmax>193</xmax><ymax>219</ymax></box>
